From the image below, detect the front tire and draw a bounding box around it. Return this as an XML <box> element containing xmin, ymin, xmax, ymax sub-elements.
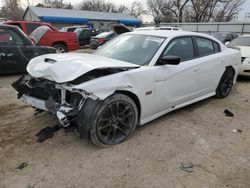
<box><xmin>79</xmin><ymin>93</ymin><xmax>138</xmax><ymax>147</ymax></box>
<box><xmin>215</xmin><ymin>67</ymin><xmax>235</xmax><ymax>98</ymax></box>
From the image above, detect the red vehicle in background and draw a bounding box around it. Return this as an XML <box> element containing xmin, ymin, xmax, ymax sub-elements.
<box><xmin>3</xmin><ymin>21</ymin><xmax>79</xmax><ymax>53</ymax></box>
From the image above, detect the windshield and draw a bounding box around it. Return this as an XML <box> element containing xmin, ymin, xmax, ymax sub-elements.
<box><xmin>229</xmin><ymin>36</ymin><xmax>250</xmax><ymax>47</ymax></box>
<box><xmin>212</xmin><ymin>33</ymin><xmax>226</xmax><ymax>42</ymax></box>
<box><xmin>30</xmin><ymin>26</ymin><xmax>50</xmax><ymax>43</ymax></box>
<box><xmin>95</xmin><ymin>34</ymin><xmax>165</xmax><ymax>65</ymax></box>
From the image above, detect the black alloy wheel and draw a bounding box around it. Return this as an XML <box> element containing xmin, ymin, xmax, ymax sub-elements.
<box><xmin>89</xmin><ymin>94</ymin><xmax>138</xmax><ymax>147</ymax></box>
<box><xmin>216</xmin><ymin>67</ymin><xmax>235</xmax><ymax>98</ymax></box>
<box><xmin>96</xmin><ymin>101</ymin><xmax>135</xmax><ymax>145</ymax></box>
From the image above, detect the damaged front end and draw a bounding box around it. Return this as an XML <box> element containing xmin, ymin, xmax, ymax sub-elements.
<box><xmin>12</xmin><ymin>75</ymin><xmax>90</xmax><ymax>127</ymax></box>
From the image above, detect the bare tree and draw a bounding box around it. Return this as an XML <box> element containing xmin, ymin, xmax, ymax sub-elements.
<box><xmin>125</xmin><ymin>1</ymin><xmax>146</xmax><ymax>18</ymax></box>
<box><xmin>161</xmin><ymin>0</ymin><xmax>189</xmax><ymax>22</ymax></box>
<box><xmin>213</xmin><ymin>0</ymin><xmax>245</xmax><ymax>22</ymax></box>
<box><xmin>146</xmin><ymin>0</ymin><xmax>166</xmax><ymax>25</ymax></box>
<box><xmin>79</xmin><ymin>0</ymin><xmax>107</xmax><ymax>12</ymax></box>
<box><xmin>147</xmin><ymin>0</ymin><xmax>245</xmax><ymax>23</ymax></box>
<box><xmin>1</xmin><ymin>0</ymin><xmax>23</xmax><ymax>20</ymax></box>
<box><xmin>36</xmin><ymin>0</ymin><xmax>73</xmax><ymax>9</ymax></box>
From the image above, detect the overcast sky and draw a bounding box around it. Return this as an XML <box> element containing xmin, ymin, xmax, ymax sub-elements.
<box><xmin>1</xmin><ymin>0</ymin><xmax>250</xmax><ymax>21</ymax></box>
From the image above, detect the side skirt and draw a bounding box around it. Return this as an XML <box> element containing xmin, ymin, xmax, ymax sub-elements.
<box><xmin>140</xmin><ymin>92</ymin><xmax>215</xmax><ymax>125</ymax></box>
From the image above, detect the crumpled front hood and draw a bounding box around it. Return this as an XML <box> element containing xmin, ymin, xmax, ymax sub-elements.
<box><xmin>27</xmin><ymin>53</ymin><xmax>139</xmax><ymax>83</ymax></box>
<box><xmin>237</xmin><ymin>46</ymin><xmax>250</xmax><ymax>58</ymax></box>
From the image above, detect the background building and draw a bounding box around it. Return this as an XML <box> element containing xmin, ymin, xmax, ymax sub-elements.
<box><xmin>23</xmin><ymin>6</ymin><xmax>141</xmax><ymax>30</ymax></box>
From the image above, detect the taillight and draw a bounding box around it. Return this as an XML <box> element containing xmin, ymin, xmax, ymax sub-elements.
<box><xmin>98</xmin><ymin>38</ymin><xmax>105</xmax><ymax>44</ymax></box>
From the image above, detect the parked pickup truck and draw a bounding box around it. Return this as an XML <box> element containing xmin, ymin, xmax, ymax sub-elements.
<box><xmin>3</xmin><ymin>21</ymin><xmax>79</xmax><ymax>53</ymax></box>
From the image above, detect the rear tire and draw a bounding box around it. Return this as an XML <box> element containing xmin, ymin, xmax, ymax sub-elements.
<box><xmin>53</xmin><ymin>44</ymin><xmax>67</xmax><ymax>53</ymax></box>
<box><xmin>215</xmin><ymin>67</ymin><xmax>235</xmax><ymax>98</ymax></box>
<box><xmin>81</xmin><ymin>93</ymin><xmax>138</xmax><ymax>147</ymax></box>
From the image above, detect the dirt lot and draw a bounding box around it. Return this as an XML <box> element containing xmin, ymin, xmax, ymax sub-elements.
<box><xmin>0</xmin><ymin>74</ymin><xmax>250</xmax><ymax>188</ymax></box>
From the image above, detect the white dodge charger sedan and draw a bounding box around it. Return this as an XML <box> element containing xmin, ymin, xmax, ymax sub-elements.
<box><xmin>13</xmin><ymin>30</ymin><xmax>241</xmax><ymax>147</ymax></box>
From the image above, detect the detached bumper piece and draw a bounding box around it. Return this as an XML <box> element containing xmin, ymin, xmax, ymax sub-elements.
<box><xmin>12</xmin><ymin>76</ymin><xmax>85</xmax><ymax>127</ymax></box>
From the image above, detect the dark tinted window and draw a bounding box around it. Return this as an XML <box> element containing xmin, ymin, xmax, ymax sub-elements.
<box><xmin>26</xmin><ymin>23</ymin><xmax>41</xmax><ymax>34</ymax></box>
<box><xmin>0</xmin><ymin>28</ymin><xmax>25</xmax><ymax>45</ymax></box>
<box><xmin>162</xmin><ymin>37</ymin><xmax>194</xmax><ymax>61</ymax></box>
<box><xmin>213</xmin><ymin>42</ymin><xmax>220</xmax><ymax>53</ymax></box>
<box><xmin>232</xmin><ymin>33</ymin><xmax>239</xmax><ymax>39</ymax></box>
<box><xmin>196</xmin><ymin>37</ymin><xmax>214</xmax><ymax>57</ymax></box>
<box><xmin>67</xmin><ymin>28</ymin><xmax>76</xmax><ymax>32</ymax></box>
<box><xmin>80</xmin><ymin>30</ymin><xmax>92</xmax><ymax>38</ymax></box>
<box><xmin>8</xmin><ymin>23</ymin><xmax>22</xmax><ymax>30</ymax></box>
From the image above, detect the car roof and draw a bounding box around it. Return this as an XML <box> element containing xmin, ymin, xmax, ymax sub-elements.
<box><xmin>126</xmin><ymin>30</ymin><xmax>213</xmax><ymax>39</ymax></box>
<box><xmin>212</xmin><ymin>32</ymin><xmax>233</xmax><ymax>35</ymax></box>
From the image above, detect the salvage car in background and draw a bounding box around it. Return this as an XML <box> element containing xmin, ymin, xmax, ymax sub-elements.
<box><xmin>74</xmin><ymin>28</ymin><xmax>107</xmax><ymax>46</ymax></box>
<box><xmin>228</xmin><ymin>35</ymin><xmax>250</xmax><ymax>76</ymax></box>
<box><xmin>30</xmin><ymin>26</ymin><xmax>79</xmax><ymax>53</ymax></box>
<box><xmin>0</xmin><ymin>24</ymin><xmax>55</xmax><ymax>74</ymax></box>
<box><xmin>90</xmin><ymin>31</ymin><xmax>115</xmax><ymax>49</ymax></box>
<box><xmin>211</xmin><ymin>32</ymin><xmax>239</xmax><ymax>44</ymax></box>
<box><xmin>13</xmin><ymin>30</ymin><xmax>241</xmax><ymax>147</ymax></box>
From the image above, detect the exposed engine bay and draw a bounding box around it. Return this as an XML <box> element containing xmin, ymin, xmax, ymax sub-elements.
<box><xmin>12</xmin><ymin>75</ymin><xmax>85</xmax><ymax>127</ymax></box>
<box><xmin>12</xmin><ymin>65</ymin><xmax>136</xmax><ymax>128</ymax></box>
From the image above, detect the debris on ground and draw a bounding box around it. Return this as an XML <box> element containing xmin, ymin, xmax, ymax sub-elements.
<box><xmin>35</xmin><ymin>125</ymin><xmax>62</xmax><ymax>143</ymax></box>
<box><xmin>180</xmin><ymin>162</ymin><xmax>194</xmax><ymax>173</ymax></box>
<box><xmin>232</xmin><ymin>129</ymin><xmax>242</xmax><ymax>133</ymax></box>
<box><xmin>16</xmin><ymin>162</ymin><xmax>28</xmax><ymax>170</ymax></box>
<box><xmin>224</xmin><ymin>109</ymin><xmax>234</xmax><ymax>117</ymax></box>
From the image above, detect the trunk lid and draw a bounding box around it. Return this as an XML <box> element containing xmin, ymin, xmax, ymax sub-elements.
<box><xmin>236</xmin><ymin>46</ymin><xmax>250</xmax><ymax>58</ymax></box>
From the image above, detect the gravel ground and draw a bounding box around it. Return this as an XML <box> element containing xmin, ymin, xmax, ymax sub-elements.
<box><xmin>0</xmin><ymin>74</ymin><xmax>250</xmax><ymax>188</ymax></box>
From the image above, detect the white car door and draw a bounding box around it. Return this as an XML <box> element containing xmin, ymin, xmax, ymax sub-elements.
<box><xmin>154</xmin><ymin>36</ymin><xmax>201</xmax><ymax>113</ymax></box>
<box><xmin>194</xmin><ymin>37</ymin><xmax>225</xmax><ymax>95</ymax></box>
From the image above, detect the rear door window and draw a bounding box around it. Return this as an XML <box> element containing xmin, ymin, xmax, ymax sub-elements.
<box><xmin>213</xmin><ymin>42</ymin><xmax>221</xmax><ymax>53</ymax></box>
<box><xmin>195</xmin><ymin>37</ymin><xmax>215</xmax><ymax>57</ymax></box>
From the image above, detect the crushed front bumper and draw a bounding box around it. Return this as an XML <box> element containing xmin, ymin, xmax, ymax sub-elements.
<box><xmin>12</xmin><ymin>76</ymin><xmax>87</xmax><ymax>127</ymax></box>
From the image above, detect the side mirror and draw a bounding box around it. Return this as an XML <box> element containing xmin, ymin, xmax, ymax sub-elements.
<box><xmin>157</xmin><ymin>55</ymin><xmax>181</xmax><ymax>65</ymax></box>
<box><xmin>225</xmin><ymin>41</ymin><xmax>230</xmax><ymax>46</ymax></box>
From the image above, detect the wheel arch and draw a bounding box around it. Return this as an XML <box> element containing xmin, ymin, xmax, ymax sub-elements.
<box><xmin>225</xmin><ymin>65</ymin><xmax>237</xmax><ymax>82</ymax></box>
<box><xmin>226</xmin><ymin>66</ymin><xmax>235</xmax><ymax>73</ymax></box>
<box><xmin>52</xmin><ymin>41</ymin><xmax>68</xmax><ymax>51</ymax></box>
<box><xmin>115</xmin><ymin>90</ymin><xmax>141</xmax><ymax>123</ymax></box>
